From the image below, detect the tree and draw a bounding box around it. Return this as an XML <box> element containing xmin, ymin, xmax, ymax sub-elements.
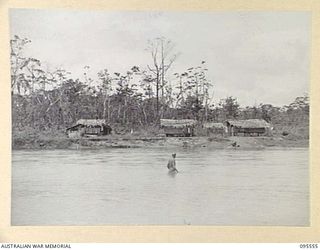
<box><xmin>286</xmin><ymin>95</ymin><xmax>309</xmax><ymax>124</ymax></box>
<box><xmin>176</xmin><ymin>62</ymin><xmax>212</xmax><ymax>121</ymax></box>
<box><xmin>219</xmin><ymin>96</ymin><xmax>240</xmax><ymax>119</ymax></box>
<box><xmin>10</xmin><ymin>35</ymin><xmax>32</xmax><ymax>94</ymax></box>
<box><xmin>97</xmin><ymin>69</ymin><xmax>113</xmax><ymax>121</ymax></box>
<box><xmin>146</xmin><ymin>37</ymin><xmax>179</xmax><ymax>119</ymax></box>
<box><xmin>288</xmin><ymin>95</ymin><xmax>309</xmax><ymax>114</ymax></box>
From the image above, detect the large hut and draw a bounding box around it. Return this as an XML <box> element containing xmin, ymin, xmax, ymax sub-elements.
<box><xmin>225</xmin><ymin>119</ymin><xmax>271</xmax><ymax>137</ymax></box>
<box><xmin>66</xmin><ymin>119</ymin><xmax>112</xmax><ymax>138</ymax></box>
<box><xmin>160</xmin><ymin>119</ymin><xmax>197</xmax><ymax>137</ymax></box>
<box><xmin>203</xmin><ymin>122</ymin><xmax>227</xmax><ymax>136</ymax></box>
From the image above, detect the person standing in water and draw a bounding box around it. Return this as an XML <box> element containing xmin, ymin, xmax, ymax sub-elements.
<box><xmin>167</xmin><ymin>153</ymin><xmax>178</xmax><ymax>173</ymax></box>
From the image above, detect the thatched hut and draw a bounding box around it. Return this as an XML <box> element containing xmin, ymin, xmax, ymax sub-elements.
<box><xmin>160</xmin><ymin>119</ymin><xmax>197</xmax><ymax>137</ymax></box>
<box><xmin>203</xmin><ymin>122</ymin><xmax>227</xmax><ymax>136</ymax></box>
<box><xmin>66</xmin><ymin>119</ymin><xmax>112</xmax><ymax>138</ymax></box>
<box><xmin>225</xmin><ymin>119</ymin><xmax>271</xmax><ymax>136</ymax></box>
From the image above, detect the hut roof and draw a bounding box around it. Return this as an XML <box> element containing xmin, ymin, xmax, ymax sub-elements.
<box><xmin>160</xmin><ymin>119</ymin><xmax>197</xmax><ymax>128</ymax></box>
<box><xmin>76</xmin><ymin>119</ymin><xmax>107</xmax><ymax>127</ymax></box>
<box><xmin>203</xmin><ymin>122</ymin><xmax>226</xmax><ymax>129</ymax></box>
<box><xmin>226</xmin><ymin>119</ymin><xmax>270</xmax><ymax>128</ymax></box>
<box><xmin>66</xmin><ymin>124</ymin><xmax>82</xmax><ymax>131</ymax></box>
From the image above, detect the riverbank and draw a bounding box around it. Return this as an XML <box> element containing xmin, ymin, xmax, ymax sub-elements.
<box><xmin>12</xmin><ymin>130</ymin><xmax>309</xmax><ymax>150</ymax></box>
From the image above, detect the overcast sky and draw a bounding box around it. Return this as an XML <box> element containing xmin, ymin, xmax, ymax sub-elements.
<box><xmin>9</xmin><ymin>9</ymin><xmax>310</xmax><ymax>107</ymax></box>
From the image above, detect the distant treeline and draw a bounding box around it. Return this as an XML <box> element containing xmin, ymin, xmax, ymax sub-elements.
<box><xmin>11</xmin><ymin>35</ymin><xmax>309</xmax><ymax>136</ymax></box>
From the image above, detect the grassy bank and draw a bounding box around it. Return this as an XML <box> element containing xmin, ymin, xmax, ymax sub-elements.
<box><xmin>12</xmin><ymin>128</ymin><xmax>72</xmax><ymax>149</ymax></box>
<box><xmin>12</xmin><ymin>126</ymin><xmax>309</xmax><ymax>150</ymax></box>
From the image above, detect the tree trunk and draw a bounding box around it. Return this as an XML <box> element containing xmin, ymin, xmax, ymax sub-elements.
<box><xmin>156</xmin><ymin>73</ymin><xmax>159</xmax><ymax>120</ymax></box>
<box><xmin>103</xmin><ymin>96</ymin><xmax>108</xmax><ymax>120</ymax></box>
<box><xmin>107</xmin><ymin>98</ymin><xmax>111</xmax><ymax>123</ymax></box>
<box><xmin>161</xmin><ymin>41</ymin><xmax>165</xmax><ymax>100</ymax></box>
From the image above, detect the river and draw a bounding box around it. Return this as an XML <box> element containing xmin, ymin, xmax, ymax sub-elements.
<box><xmin>12</xmin><ymin>147</ymin><xmax>309</xmax><ymax>226</ymax></box>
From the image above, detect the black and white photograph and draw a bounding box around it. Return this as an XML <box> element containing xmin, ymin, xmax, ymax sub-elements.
<box><xmin>10</xmin><ymin>9</ymin><xmax>310</xmax><ymax>226</ymax></box>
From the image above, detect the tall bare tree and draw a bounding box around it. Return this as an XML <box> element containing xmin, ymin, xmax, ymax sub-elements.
<box><xmin>146</xmin><ymin>37</ymin><xmax>179</xmax><ymax>119</ymax></box>
<box><xmin>97</xmin><ymin>69</ymin><xmax>113</xmax><ymax>122</ymax></box>
<box><xmin>10</xmin><ymin>35</ymin><xmax>31</xmax><ymax>94</ymax></box>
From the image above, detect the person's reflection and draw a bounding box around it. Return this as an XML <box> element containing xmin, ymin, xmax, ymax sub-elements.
<box><xmin>167</xmin><ymin>170</ymin><xmax>177</xmax><ymax>178</ymax></box>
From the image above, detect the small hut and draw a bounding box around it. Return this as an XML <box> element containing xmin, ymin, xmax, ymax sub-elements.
<box><xmin>160</xmin><ymin>119</ymin><xmax>197</xmax><ymax>137</ymax></box>
<box><xmin>66</xmin><ymin>119</ymin><xmax>112</xmax><ymax>138</ymax></box>
<box><xmin>225</xmin><ymin>119</ymin><xmax>271</xmax><ymax>137</ymax></box>
<box><xmin>203</xmin><ymin>122</ymin><xmax>227</xmax><ymax>136</ymax></box>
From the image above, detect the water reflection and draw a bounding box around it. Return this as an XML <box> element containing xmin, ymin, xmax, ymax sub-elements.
<box><xmin>167</xmin><ymin>170</ymin><xmax>178</xmax><ymax>178</ymax></box>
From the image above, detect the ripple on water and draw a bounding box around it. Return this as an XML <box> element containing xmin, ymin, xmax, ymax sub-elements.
<box><xmin>12</xmin><ymin>148</ymin><xmax>309</xmax><ymax>226</ymax></box>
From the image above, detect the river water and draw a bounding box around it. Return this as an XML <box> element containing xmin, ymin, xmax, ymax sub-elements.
<box><xmin>12</xmin><ymin>147</ymin><xmax>309</xmax><ymax>226</ymax></box>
